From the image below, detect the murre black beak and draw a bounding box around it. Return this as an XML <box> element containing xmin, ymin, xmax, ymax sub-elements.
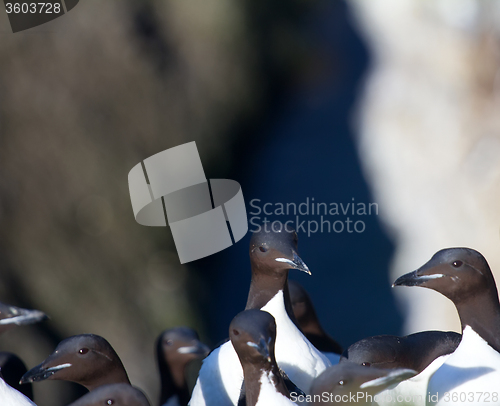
<box><xmin>0</xmin><ymin>304</ymin><xmax>47</xmax><ymax>328</ymax></box>
<box><xmin>177</xmin><ymin>341</ymin><xmax>210</xmax><ymax>356</ymax></box>
<box><xmin>20</xmin><ymin>361</ymin><xmax>72</xmax><ymax>384</ymax></box>
<box><xmin>359</xmin><ymin>368</ymin><xmax>416</xmax><ymax>390</ymax></box>
<box><xmin>392</xmin><ymin>267</ymin><xmax>445</xmax><ymax>288</ymax></box>
<box><xmin>275</xmin><ymin>251</ymin><xmax>311</xmax><ymax>275</ymax></box>
<box><xmin>247</xmin><ymin>337</ymin><xmax>272</xmax><ymax>363</ymax></box>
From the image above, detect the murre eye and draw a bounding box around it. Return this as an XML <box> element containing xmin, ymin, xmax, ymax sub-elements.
<box><xmin>79</xmin><ymin>348</ymin><xmax>89</xmax><ymax>355</ymax></box>
<box><xmin>106</xmin><ymin>400</ymin><xmax>114</xmax><ymax>405</ymax></box>
<box><xmin>362</xmin><ymin>362</ymin><xmax>371</xmax><ymax>367</ymax></box>
<box><xmin>232</xmin><ymin>329</ymin><xmax>239</xmax><ymax>336</ymax></box>
<box><xmin>452</xmin><ymin>260</ymin><xmax>463</xmax><ymax>268</ymax></box>
<box><xmin>338</xmin><ymin>380</ymin><xmax>344</xmax><ymax>386</ymax></box>
<box><xmin>259</xmin><ymin>246</ymin><xmax>267</xmax><ymax>253</ymax></box>
<box><xmin>166</xmin><ymin>339</ymin><xmax>173</xmax><ymax>346</ymax></box>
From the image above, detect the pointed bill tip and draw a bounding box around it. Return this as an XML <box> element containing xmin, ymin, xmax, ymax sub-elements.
<box><xmin>292</xmin><ymin>251</ymin><xmax>311</xmax><ymax>275</ymax></box>
<box><xmin>275</xmin><ymin>251</ymin><xmax>311</xmax><ymax>275</ymax></box>
<box><xmin>393</xmin><ymin>270</ymin><xmax>445</xmax><ymax>288</ymax></box>
<box><xmin>392</xmin><ymin>270</ymin><xmax>419</xmax><ymax>287</ymax></box>
<box><xmin>20</xmin><ymin>362</ymin><xmax>72</xmax><ymax>384</ymax></box>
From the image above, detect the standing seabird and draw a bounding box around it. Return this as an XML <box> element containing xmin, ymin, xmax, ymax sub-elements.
<box><xmin>393</xmin><ymin>248</ymin><xmax>500</xmax><ymax>406</ymax></box>
<box><xmin>20</xmin><ymin>334</ymin><xmax>130</xmax><ymax>391</ymax></box>
<box><xmin>157</xmin><ymin>327</ymin><xmax>209</xmax><ymax>406</ymax></box>
<box><xmin>310</xmin><ymin>363</ymin><xmax>416</xmax><ymax>405</ymax></box>
<box><xmin>67</xmin><ymin>383</ymin><xmax>151</xmax><ymax>406</ymax></box>
<box><xmin>230</xmin><ymin>309</ymin><xmax>294</xmax><ymax>406</ymax></box>
<box><xmin>288</xmin><ymin>280</ymin><xmax>342</xmax><ymax>364</ymax></box>
<box><xmin>189</xmin><ymin>223</ymin><xmax>330</xmax><ymax>406</ymax></box>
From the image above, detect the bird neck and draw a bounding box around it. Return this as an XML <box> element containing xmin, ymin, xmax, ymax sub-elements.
<box><xmin>242</xmin><ymin>361</ymin><xmax>289</xmax><ymax>406</ymax></box>
<box><xmin>245</xmin><ymin>272</ymin><xmax>299</xmax><ymax>326</ymax></box>
<box><xmin>456</xmin><ymin>290</ymin><xmax>500</xmax><ymax>353</ymax></box>
<box><xmin>245</xmin><ymin>265</ymin><xmax>287</xmax><ymax>309</ymax></box>
<box><xmin>84</xmin><ymin>365</ymin><xmax>131</xmax><ymax>391</ymax></box>
<box><xmin>159</xmin><ymin>362</ymin><xmax>190</xmax><ymax>406</ymax></box>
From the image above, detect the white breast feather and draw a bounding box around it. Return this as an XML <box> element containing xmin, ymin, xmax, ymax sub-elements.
<box><xmin>0</xmin><ymin>378</ymin><xmax>36</xmax><ymax>406</ymax></box>
<box><xmin>428</xmin><ymin>326</ymin><xmax>500</xmax><ymax>406</ymax></box>
<box><xmin>255</xmin><ymin>371</ymin><xmax>294</xmax><ymax>406</ymax></box>
<box><xmin>189</xmin><ymin>291</ymin><xmax>331</xmax><ymax>406</ymax></box>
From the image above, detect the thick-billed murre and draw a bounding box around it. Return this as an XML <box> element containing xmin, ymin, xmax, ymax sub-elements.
<box><xmin>157</xmin><ymin>327</ymin><xmax>209</xmax><ymax>406</ymax></box>
<box><xmin>188</xmin><ymin>223</ymin><xmax>330</xmax><ymax>406</ymax></box>
<box><xmin>230</xmin><ymin>309</ymin><xmax>294</xmax><ymax>406</ymax></box>
<box><xmin>393</xmin><ymin>247</ymin><xmax>500</xmax><ymax>406</ymax></box>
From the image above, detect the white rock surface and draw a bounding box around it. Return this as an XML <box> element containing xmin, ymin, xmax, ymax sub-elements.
<box><xmin>350</xmin><ymin>0</ymin><xmax>500</xmax><ymax>333</ymax></box>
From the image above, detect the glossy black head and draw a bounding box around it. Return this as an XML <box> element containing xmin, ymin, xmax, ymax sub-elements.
<box><xmin>156</xmin><ymin>327</ymin><xmax>209</xmax><ymax>375</ymax></box>
<box><xmin>67</xmin><ymin>383</ymin><xmax>150</xmax><ymax>406</ymax></box>
<box><xmin>393</xmin><ymin>248</ymin><xmax>496</xmax><ymax>305</ymax></box>
<box><xmin>339</xmin><ymin>336</ymin><xmax>400</xmax><ymax>369</ymax></box>
<box><xmin>311</xmin><ymin>363</ymin><xmax>416</xmax><ymax>404</ymax></box>
<box><xmin>157</xmin><ymin>327</ymin><xmax>209</xmax><ymax>404</ymax></box>
<box><xmin>20</xmin><ymin>334</ymin><xmax>130</xmax><ymax>391</ymax></box>
<box><xmin>229</xmin><ymin>310</ymin><xmax>277</xmax><ymax>369</ymax></box>
<box><xmin>0</xmin><ymin>302</ymin><xmax>47</xmax><ymax>335</ymax></box>
<box><xmin>249</xmin><ymin>222</ymin><xmax>310</xmax><ymax>276</ymax></box>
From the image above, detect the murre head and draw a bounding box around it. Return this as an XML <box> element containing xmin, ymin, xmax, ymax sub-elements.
<box><xmin>20</xmin><ymin>334</ymin><xmax>130</xmax><ymax>391</ymax></box>
<box><xmin>340</xmin><ymin>331</ymin><xmax>461</xmax><ymax>374</ymax></box>
<box><xmin>67</xmin><ymin>383</ymin><xmax>150</xmax><ymax>406</ymax></box>
<box><xmin>249</xmin><ymin>222</ymin><xmax>310</xmax><ymax>276</ymax></box>
<box><xmin>230</xmin><ymin>310</ymin><xmax>290</xmax><ymax>406</ymax></box>
<box><xmin>230</xmin><ymin>309</ymin><xmax>277</xmax><ymax>368</ymax></box>
<box><xmin>393</xmin><ymin>248</ymin><xmax>496</xmax><ymax>305</ymax></box>
<box><xmin>311</xmin><ymin>363</ymin><xmax>416</xmax><ymax>405</ymax></box>
<box><xmin>339</xmin><ymin>335</ymin><xmax>400</xmax><ymax>368</ymax></box>
<box><xmin>0</xmin><ymin>302</ymin><xmax>47</xmax><ymax>335</ymax></box>
<box><xmin>156</xmin><ymin>326</ymin><xmax>209</xmax><ymax>394</ymax></box>
<box><xmin>157</xmin><ymin>327</ymin><xmax>209</xmax><ymax>369</ymax></box>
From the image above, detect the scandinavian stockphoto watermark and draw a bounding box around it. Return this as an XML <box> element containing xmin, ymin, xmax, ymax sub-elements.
<box><xmin>128</xmin><ymin>142</ymin><xmax>248</xmax><ymax>264</ymax></box>
<box><xmin>248</xmin><ymin>198</ymin><xmax>378</xmax><ymax>236</ymax></box>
